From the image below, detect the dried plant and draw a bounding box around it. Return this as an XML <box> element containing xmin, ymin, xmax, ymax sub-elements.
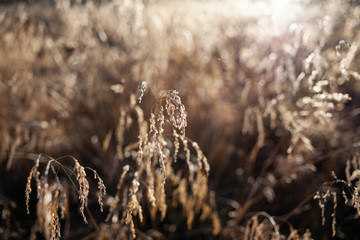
<box><xmin>104</xmin><ymin>83</ymin><xmax>214</xmax><ymax>238</ymax></box>
<box><xmin>1</xmin><ymin>0</ymin><xmax>360</xmax><ymax>239</ymax></box>
<box><xmin>314</xmin><ymin>151</ymin><xmax>360</xmax><ymax>237</ymax></box>
<box><xmin>25</xmin><ymin>155</ymin><xmax>105</xmax><ymax>239</ymax></box>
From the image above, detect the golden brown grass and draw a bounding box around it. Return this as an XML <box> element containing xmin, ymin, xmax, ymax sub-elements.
<box><xmin>1</xmin><ymin>0</ymin><xmax>360</xmax><ymax>239</ymax></box>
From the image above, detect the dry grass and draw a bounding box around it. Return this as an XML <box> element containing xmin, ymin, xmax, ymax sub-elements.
<box><xmin>1</xmin><ymin>0</ymin><xmax>360</xmax><ymax>239</ymax></box>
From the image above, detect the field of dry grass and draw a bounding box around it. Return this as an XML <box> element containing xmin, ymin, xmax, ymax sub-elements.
<box><xmin>1</xmin><ymin>0</ymin><xmax>360</xmax><ymax>239</ymax></box>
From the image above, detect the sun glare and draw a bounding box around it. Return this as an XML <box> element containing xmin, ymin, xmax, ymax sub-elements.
<box><xmin>255</xmin><ymin>0</ymin><xmax>303</xmax><ymax>34</ymax></box>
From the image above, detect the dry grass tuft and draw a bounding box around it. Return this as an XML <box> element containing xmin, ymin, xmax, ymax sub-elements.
<box><xmin>73</xmin><ymin>159</ymin><xmax>90</xmax><ymax>223</ymax></box>
<box><xmin>25</xmin><ymin>155</ymin><xmax>105</xmax><ymax>239</ymax></box>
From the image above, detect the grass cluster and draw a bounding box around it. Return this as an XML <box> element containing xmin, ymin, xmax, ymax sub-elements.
<box><xmin>1</xmin><ymin>0</ymin><xmax>360</xmax><ymax>239</ymax></box>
